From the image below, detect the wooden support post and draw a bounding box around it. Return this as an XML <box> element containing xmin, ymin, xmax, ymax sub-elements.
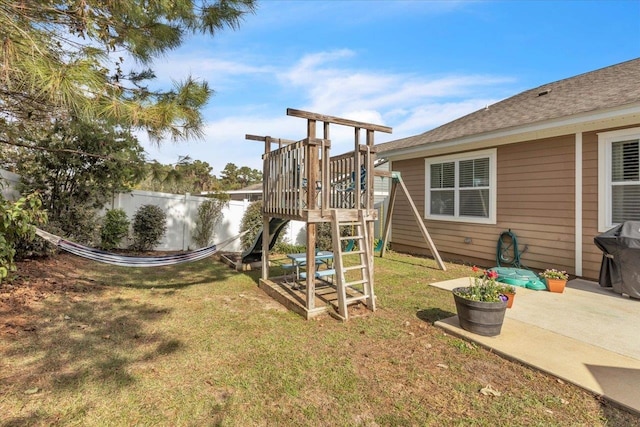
<box><xmin>306</xmin><ymin>119</ymin><xmax>317</xmax><ymax>310</ymax></box>
<box><xmin>321</xmin><ymin>122</ymin><xmax>330</xmax><ymax>214</ymax></box>
<box><xmin>366</xmin><ymin>130</ymin><xmax>375</xmax><ymax>212</ymax></box>
<box><xmin>262</xmin><ymin>216</ymin><xmax>270</xmax><ymax>280</ymax></box>
<box><xmin>380</xmin><ymin>176</ymin><xmax>396</xmax><ymax>258</ymax></box>
<box><xmin>393</xmin><ymin>174</ymin><xmax>447</xmax><ymax>271</ymax></box>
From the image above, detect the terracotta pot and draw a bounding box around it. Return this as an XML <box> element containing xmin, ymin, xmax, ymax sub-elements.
<box><xmin>546</xmin><ymin>278</ymin><xmax>567</xmax><ymax>293</ymax></box>
<box><xmin>452</xmin><ymin>287</ymin><xmax>507</xmax><ymax>337</ymax></box>
<box><xmin>503</xmin><ymin>292</ymin><xmax>515</xmax><ymax>309</ymax></box>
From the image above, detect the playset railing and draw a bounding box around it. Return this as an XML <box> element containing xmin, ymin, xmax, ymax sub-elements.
<box><xmin>252</xmin><ymin>109</ymin><xmax>391</xmax><ymax>221</ymax></box>
<box><xmin>261</xmin><ymin>139</ymin><xmax>374</xmax><ymax>220</ymax></box>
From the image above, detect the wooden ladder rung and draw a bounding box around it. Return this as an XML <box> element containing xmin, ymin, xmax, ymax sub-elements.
<box><xmin>339</xmin><ymin>235</ymin><xmax>363</xmax><ymax>241</ymax></box>
<box><xmin>343</xmin><ymin>249</ymin><xmax>364</xmax><ymax>255</ymax></box>
<box><xmin>345</xmin><ymin>295</ymin><xmax>369</xmax><ymax>304</ymax></box>
<box><xmin>331</xmin><ymin>208</ymin><xmax>376</xmax><ymax>321</ymax></box>
<box><xmin>345</xmin><ymin>279</ymin><xmax>368</xmax><ymax>287</ymax></box>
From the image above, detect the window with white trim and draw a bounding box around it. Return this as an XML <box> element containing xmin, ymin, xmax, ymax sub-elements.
<box><xmin>598</xmin><ymin>127</ymin><xmax>640</xmax><ymax>231</ymax></box>
<box><xmin>425</xmin><ymin>149</ymin><xmax>496</xmax><ymax>224</ymax></box>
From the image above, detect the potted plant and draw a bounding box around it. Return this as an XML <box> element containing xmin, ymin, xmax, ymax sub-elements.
<box><xmin>539</xmin><ymin>268</ymin><xmax>569</xmax><ymax>293</ymax></box>
<box><xmin>496</xmin><ymin>282</ymin><xmax>516</xmax><ymax>309</ymax></box>
<box><xmin>452</xmin><ymin>267</ymin><xmax>515</xmax><ymax>336</ymax></box>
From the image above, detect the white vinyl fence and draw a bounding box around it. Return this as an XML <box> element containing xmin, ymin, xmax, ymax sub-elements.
<box><xmin>0</xmin><ymin>169</ymin><xmax>21</xmax><ymax>201</ymax></box>
<box><xmin>107</xmin><ymin>190</ymin><xmax>306</xmax><ymax>252</ymax></box>
<box><xmin>2</xmin><ymin>169</ymin><xmax>306</xmax><ymax>252</ymax></box>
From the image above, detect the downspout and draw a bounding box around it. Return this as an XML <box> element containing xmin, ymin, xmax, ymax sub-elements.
<box><xmin>575</xmin><ymin>132</ymin><xmax>583</xmax><ymax>276</ymax></box>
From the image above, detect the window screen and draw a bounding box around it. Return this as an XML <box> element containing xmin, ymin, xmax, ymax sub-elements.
<box><xmin>611</xmin><ymin>139</ymin><xmax>640</xmax><ymax>222</ymax></box>
<box><xmin>427</xmin><ymin>154</ymin><xmax>492</xmax><ymax>220</ymax></box>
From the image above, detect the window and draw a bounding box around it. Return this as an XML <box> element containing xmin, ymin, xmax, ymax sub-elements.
<box><xmin>598</xmin><ymin>128</ymin><xmax>640</xmax><ymax>231</ymax></box>
<box><xmin>425</xmin><ymin>149</ymin><xmax>496</xmax><ymax>224</ymax></box>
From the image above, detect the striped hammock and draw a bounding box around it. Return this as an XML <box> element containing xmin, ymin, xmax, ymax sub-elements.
<box><xmin>35</xmin><ymin>228</ymin><xmax>247</xmax><ymax>268</ymax></box>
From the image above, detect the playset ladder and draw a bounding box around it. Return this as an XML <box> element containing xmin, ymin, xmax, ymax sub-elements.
<box><xmin>331</xmin><ymin>209</ymin><xmax>375</xmax><ymax>321</ymax></box>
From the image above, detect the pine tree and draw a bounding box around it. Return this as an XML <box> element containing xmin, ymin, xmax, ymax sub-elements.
<box><xmin>0</xmin><ymin>0</ymin><xmax>256</xmax><ymax>143</ymax></box>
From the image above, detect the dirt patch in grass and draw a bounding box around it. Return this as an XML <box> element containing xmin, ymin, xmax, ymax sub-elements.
<box><xmin>0</xmin><ymin>255</ymin><xmax>105</xmax><ymax>337</ymax></box>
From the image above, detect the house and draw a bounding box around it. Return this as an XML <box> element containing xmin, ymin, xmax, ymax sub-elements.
<box><xmin>201</xmin><ymin>183</ymin><xmax>263</xmax><ymax>201</ymax></box>
<box><xmin>376</xmin><ymin>58</ymin><xmax>640</xmax><ymax>280</ymax></box>
<box><xmin>223</xmin><ymin>183</ymin><xmax>263</xmax><ymax>201</ymax></box>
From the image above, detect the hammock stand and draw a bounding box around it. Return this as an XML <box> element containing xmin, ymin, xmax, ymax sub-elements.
<box><xmin>35</xmin><ymin>228</ymin><xmax>248</xmax><ymax>268</ymax></box>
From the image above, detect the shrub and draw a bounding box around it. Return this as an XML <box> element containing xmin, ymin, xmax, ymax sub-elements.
<box><xmin>52</xmin><ymin>203</ymin><xmax>100</xmax><ymax>245</ymax></box>
<box><xmin>100</xmin><ymin>208</ymin><xmax>130</xmax><ymax>250</ymax></box>
<box><xmin>192</xmin><ymin>198</ymin><xmax>226</xmax><ymax>248</ymax></box>
<box><xmin>0</xmin><ymin>193</ymin><xmax>47</xmax><ymax>281</ymax></box>
<box><xmin>130</xmin><ymin>204</ymin><xmax>166</xmax><ymax>251</ymax></box>
<box><xmin>315</xmin><ymin>223</ymin><xmax>333</xmax><ymax>251</ymax></box>
<box><xmin>14</xmin><ymin>222</ymin><xmax>62</xmax><ymax>259</ymax></box>
<box><xmin>239</xmin><ymin>201</ymin><xmax>264</xmax><ymax>250</ymax></box>
<box><xmin>315</xmin><ymin>222</ymin><xmax>352</xmax><ymax>251</ymax></box>
<box><xmin>273</xmin><ymin>242</ymin><xmax>306</xmax><ymax>254</ymax></box>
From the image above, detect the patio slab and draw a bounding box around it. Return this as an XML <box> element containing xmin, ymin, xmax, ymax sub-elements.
<box><xmin>431</xmin><ymin>278</ymin><xmax>640</xmax><ymax>415</ymax></box>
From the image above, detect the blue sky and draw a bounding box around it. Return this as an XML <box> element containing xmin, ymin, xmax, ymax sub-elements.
<box><xmin>141</xmin><ymin>0</ymin><xmax>640</xmax><ymax>176</ymax></box>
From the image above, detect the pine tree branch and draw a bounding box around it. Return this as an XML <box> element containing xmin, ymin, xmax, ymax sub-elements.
<box><xmin>0</xmin><ymin>137</ymin><xmax>133</xmax><ymax>162</ymax></box>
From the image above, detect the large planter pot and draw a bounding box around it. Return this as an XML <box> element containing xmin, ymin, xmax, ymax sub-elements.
<box><xmin>546</xmin><ymin>278</ymin><xmax>567</xmax><ymax>293</ymax></box>
<box><xmin>452</xmin><ymin>287</ymin><xmax>507</xmax><ymax>337</ymax></box>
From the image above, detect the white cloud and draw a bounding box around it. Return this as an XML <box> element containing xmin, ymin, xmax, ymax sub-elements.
<box><xmin>391</xmin><ymin>99</ymin><xmax>498</xmax><ymax>137</ymax></box>
<box><xmin>150</xmin><ymin>54</ymin><xmax>273</xmax><ymax>90</ymax></box>
<box><xmin>140</xmin><ymin>114</ymin><xmax>296</xmax><ymax>175</ymax></box>
<box><xmin>280</xmin><ymin>50</ymin><xmax>512</xmax><ymax>109</ymax></box>
<box><xmin>141</xmin><ymin>48</ymin><xmax>517</xmax><ymax>175</ymax></box>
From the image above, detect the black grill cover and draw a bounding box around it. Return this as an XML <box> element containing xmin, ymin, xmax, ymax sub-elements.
<box><xmin>594</xmin><ymin>221</ymin><xmax>640</xmax><ymax>299</ymax></box>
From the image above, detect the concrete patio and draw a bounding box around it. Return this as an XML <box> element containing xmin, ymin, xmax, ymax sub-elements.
<box><xmin>430</xmin><ymin>278</ymin><xmax>640</xmax><ymax>415</ymax></box>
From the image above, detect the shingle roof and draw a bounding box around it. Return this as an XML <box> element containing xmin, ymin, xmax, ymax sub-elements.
<box><xmin>377</xmin><ymin>58</ymin><xmax>640</xmax><ymax>153</ymax></box>
<box><xmin>229</xmin><ymin>183</ymin><xmax>263</xmax><ymax>192</ymax></box>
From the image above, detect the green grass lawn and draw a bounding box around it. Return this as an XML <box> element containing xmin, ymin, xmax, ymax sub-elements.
<box><xmin>1</xmin><ymin>251</ymin><xmax>636</xmax><ymax>426</ymax></box>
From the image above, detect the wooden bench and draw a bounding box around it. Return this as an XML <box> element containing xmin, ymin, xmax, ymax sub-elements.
<box><xmin>300</xmin><ymin>268</ymin><xmax>336</xmax><ymax>280</ymax></box>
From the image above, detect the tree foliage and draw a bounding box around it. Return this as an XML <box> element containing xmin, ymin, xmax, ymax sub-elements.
<box><xmin>239</xmin><ymin>200</ymin><xmax>263</xmax><ymax>250</ymax></box>
<box><xmin>139</xmin><ymin>157</ymin><xmax>221</xmax><ymax>193</ymax></box>
<box><xmin>0</xmin><ymin>0</ymin><xmax>256</xmax><ymax>144</ymax></box>
<box><xmin>192</xmin><ymin>195</ymin><xmax>228</xmax><ymax>248</ymax></box>
<box><xmin>137</xmin><ymin>160</ymin><xmax>262</xmax><ymax>193</ymax></box>
<box><xmin>238</xmin><ymin>200</ymin><xmax>286</xmax><ymax>251</ymax></box>
<box><xmin>0</xmin><ymin>193</ymin><xmax>47</xmax><ymax>281</ymax></box>
<box><xmin>13</xmin><ymin>118</ymin><xmax>146</xmax><ymax>243</ymax></box>
<box><xmin>219</xmin><ymin>162</ymin><xmax>262</xmax><ymax>190</ymax></box>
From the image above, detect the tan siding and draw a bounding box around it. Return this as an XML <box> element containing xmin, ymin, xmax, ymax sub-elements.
<box><xmin>496</xmin><ymin>135</ymin><xmax>575</xmax><ymax>273</ymax></box>
<box><xmin>580</xmin><ymin>126</ymin><xmax>640</xmax><ymax>280</ymax></box>
<box><xmin>390</xmin><ymin>135</ymin><xmax>577</xmax><ymax>273</ymax></box>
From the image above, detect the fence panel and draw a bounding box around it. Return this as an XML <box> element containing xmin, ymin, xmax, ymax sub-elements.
<box><xmin>2</xmin><ymin>168</ymin><xmax>307</xmax><ymax>252</ymax></box>
<box><xmin>108</xmin><ymin>191</ymin><xmax>249</xmax><ymax>252</ymax></box>
<box><xmin>108</xmin><ymin>191</ymin><xmax>307</xmax><ymax>252</ymax></box>
<box><xmin>1</xmin><ymin>169</ymin><xmax>21</xmax><ymax>200</ymax></box>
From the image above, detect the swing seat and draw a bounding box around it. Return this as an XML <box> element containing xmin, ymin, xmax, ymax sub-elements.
<box><xmin>344</xmin><ymin>240</ymin><xmax>356</xmax><ymax>252</ymax></box>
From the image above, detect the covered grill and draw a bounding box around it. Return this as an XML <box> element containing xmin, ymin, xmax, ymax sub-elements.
<box><xmin>594</xmin><ymin>221</ymin><xmax>640</xmax><ymax>299</ymax></box>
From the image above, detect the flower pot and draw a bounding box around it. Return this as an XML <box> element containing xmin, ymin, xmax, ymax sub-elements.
<box><xmin>452</xmin><ymin>287</ymin><xmax>507</xmax><ymax>337</ymax></box>
<box><xmin>502</xmin><ymin>292</ymin><xmax>515</xmax><ymax>309</ymax></box>
<box><xmin>546</xmin><ymin>278</ymin><xmax>566</xmax><ymax>293</ymax></box>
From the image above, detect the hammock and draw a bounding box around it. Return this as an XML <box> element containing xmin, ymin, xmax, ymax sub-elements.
<box><xmin>35</xmin><ymin>227</ymin><xmax>248</xmax><ymax>268</ymax></box>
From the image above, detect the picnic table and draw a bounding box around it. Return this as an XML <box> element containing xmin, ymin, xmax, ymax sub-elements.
<box><xmin>286</xmin><ymin>251</ymin><xmax>334</xmax><ymax>281</ymax></box>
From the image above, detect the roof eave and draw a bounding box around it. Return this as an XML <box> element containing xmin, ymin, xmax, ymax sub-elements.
<box><xmin>380</xmin><ymin>102</ymin><xmax>640</xmax><ymax>161</ymax></box>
